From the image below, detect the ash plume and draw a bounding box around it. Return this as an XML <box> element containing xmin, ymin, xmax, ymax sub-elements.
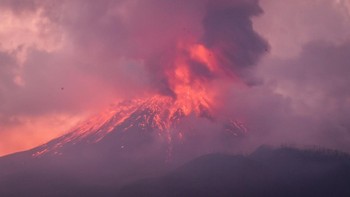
<box><xmin>141</xmin><ymin>0</ymin><xmax>269</xmax><ymax>96</ymax></box>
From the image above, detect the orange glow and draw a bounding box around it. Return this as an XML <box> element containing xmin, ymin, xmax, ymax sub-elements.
<box><xmin>0</xmin><ymin>114</ymin><xmax>84</xmax><ymax>156</ymax></box>
<box><xmin>189</xmin><ymin>44</ymin><xmax>218</xmax><ymax>71</ymax></box>
<box><xmin>165</xmin><ymin>41</ymin><xmax>220</xmax><ymax>118</ymax></box>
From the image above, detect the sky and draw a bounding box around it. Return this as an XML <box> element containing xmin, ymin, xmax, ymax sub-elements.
<box><xmin>1</xmin><ymin>0</ymin><xmax>350</xmax><ymax>156</ymax></box>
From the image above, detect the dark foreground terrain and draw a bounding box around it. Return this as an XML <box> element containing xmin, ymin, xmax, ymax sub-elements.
<box><xmin>119</xmin><ymin>146</ymin><xmax>350</xmax><ymax>197</ymax></box>
<box><xmin>1</xmin><ymin>146</ymin><xmax>350</xmax><ymax>197</ymax></box>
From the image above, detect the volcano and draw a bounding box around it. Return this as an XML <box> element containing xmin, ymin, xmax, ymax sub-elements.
<box><xmin>0</xmin><ymin>36</ymin><xmax>251</xmax><ymax>196</ymax></box>
<box><xmin>31</xmin><ymin>95</ymin><xmax>246</xmax><ymax>159</ymax></box>
<box><xmin>0</xmin><ymin>94</ymin><xmax>247</xmax><ymax>196</ymax></box>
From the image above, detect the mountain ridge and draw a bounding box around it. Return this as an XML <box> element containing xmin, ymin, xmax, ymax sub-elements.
<box><xmin>118</xmin><ymin>147</ymin><xmax>350</xmax><ymax>197</ymax></box>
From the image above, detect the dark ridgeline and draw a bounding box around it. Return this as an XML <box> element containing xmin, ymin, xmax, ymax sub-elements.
<box><xmin>1</xmin><ymin>145</ymin><xmax>350</xmax><ymax>197</ymax></box>
<box><xmin>118</xmin><ymin>146</ymin><xmax>350</xmax><ymax>197</ymax></box>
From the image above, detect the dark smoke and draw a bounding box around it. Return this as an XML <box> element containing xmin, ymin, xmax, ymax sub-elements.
<box><xmin>202</xmin><ymin>0</ymin><xmax>268</xmax><ymax>74</ymax></box>
<box><xmin>146</xmin><ymin>0</ymin><xmax>269</xmax><ymax>95</ymax></box>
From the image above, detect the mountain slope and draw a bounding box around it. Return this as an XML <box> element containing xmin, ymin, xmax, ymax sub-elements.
<box><xmin>118</xmin><ymin>147</ymin><xmax>350</xmax><ymax>197</ymax></box>
<box><xmin>29</xmin><ymin>95</ymin><xmax>245</xmax><ymax>159</ymax></box>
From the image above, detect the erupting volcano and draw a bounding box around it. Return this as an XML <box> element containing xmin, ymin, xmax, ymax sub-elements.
<box><xmin>0</xmin><ymin>1</ymin><xmax>274</xmax><ymax>196</ymax></box>
<box><xmin>0</xmin><ymin>87</ymin><xmax>248</xmax><ymax>196</ymax></box>
<box><xmin>31</xmin><ymin>42</ymin><xmax>248</xmax><ymax>160</ymax></box>
<box><xmin>6</xmin><ymin>0</ymin><xmax>269</xmax><ymax>162</ymax></box>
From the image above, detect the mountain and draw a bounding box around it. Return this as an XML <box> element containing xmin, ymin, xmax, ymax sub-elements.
<box><xmin>30</xmin><ymin>95</ymin><xmax>246</xmax><ymax>159</ymax></box>
<box><xmin>0</xmin><ymin>95</ymin><xmax>246</xmax><ymax>196</ymax></box>
<box><xmin>118</xmin><ymin>147</ymin><xmax>350</xmax><ymax>197</ymax></box>
<box><xmin>3</xmin><ymin>94</ymin><xmax>349</xmax><ymax>197</ymax></box>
